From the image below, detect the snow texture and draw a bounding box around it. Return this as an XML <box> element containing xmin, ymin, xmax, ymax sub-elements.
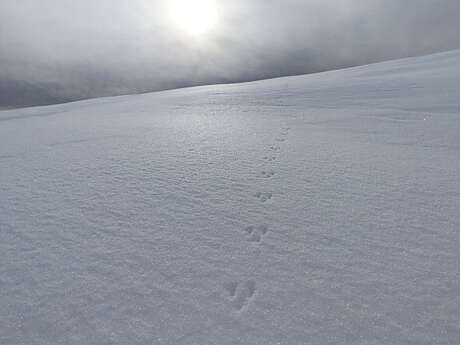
<box><xmin>1</xmin><ymin>50</ymin><xmax>460</xmax><ymax>345</ymax></box>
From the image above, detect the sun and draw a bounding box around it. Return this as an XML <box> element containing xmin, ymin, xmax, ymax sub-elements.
<box><xmin>168</xmin><ymin>0</ymin><xmax>219</xmax><ymax>36</ymax></box>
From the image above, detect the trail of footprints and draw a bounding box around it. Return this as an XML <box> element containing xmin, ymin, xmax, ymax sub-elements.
<box><xmin>255</xmin><ymin>126</ymin><xmax>290</xmax><ymax>203</ymax></box>
<box><xmin>223</xmin><ymin>126</ymin><xmax>291</xmax><ymax>312</ymax></box>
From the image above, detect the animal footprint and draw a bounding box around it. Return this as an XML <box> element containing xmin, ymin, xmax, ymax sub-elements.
<box><xmin>270</xmin><ymin>145</ymin><xmax>281</xmax><ymax>151</ymax></box>
<box><xmin>223</xmin><ymin>281</ymin><xmax>238</xmax><ymax>297</ymax></box>
<box><xmin>253</xmin><ymin>192</ymin><xmax>272</xmax><ymax>203</ymax></box>
<box><xmin>261</xmin><ymin>170</ymin><xmax>275</xmax><ymax>178</ymax></box>
<box><xmin>224</xmin><ymin>280</ymin><xmax>256</xmax><ymax>311</ymax></box>
<box><xmin>275</xmin><ymin>137</ymin><xmax>286</xmax><ymax>142</ymax></box>
<box><xmin>244</xmin><ymin>225</ymin><xmax>269</xmax><ymax>243</ymax></box>
<box><xmin>280</xmin><ymin>127</ymin><xmax>291</xmax><ymax>136</ymax></box>
<box><xmin>263</xmin><ymin>156</ymin><xmax>276</xmax><ymax>162</ymax></box>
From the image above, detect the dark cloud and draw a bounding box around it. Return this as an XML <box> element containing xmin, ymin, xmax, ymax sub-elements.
<box><xmin>1</xmin><ymin>0</ymin><xmax>460</xmax><ymax>107</ymax></box>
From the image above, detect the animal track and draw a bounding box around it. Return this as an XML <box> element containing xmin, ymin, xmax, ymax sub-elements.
<box><xmin>226</xmin><ymin>127</ymin><xmax>286</xmax><ymax>314</ymax></box>
<box><xmin>244</xmin><ymin>225</ymin><xmax>269</xmax><ymax>243</ymax></box>
<box><xmin>253</xmin><ymin>192</ymin><xmax>272</xmax><ymax>202</ymax></box>
<box><xmin>224</xmin><ymin>280</ymin><xmax>256</xmax><ymax>311</ymax></box>
<box><xmin>261</xmin><ymin>170</ymin><xmax>276</xmax><ymax>178</ymax></box>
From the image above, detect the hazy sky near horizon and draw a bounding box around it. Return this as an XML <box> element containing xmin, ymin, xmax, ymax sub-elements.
<box><xmin>1</xmin><ymin>0</ymin><xmax>460</xmax><ymax>107</ymax></box>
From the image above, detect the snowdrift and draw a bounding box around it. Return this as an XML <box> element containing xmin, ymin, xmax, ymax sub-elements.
<box><xmin>1</xmin><ymin>50</ymin><xmax>460</xmax><ymax>344</ymax></box>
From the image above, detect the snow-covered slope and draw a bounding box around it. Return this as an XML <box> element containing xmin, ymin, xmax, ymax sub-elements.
<box><xmin>1</xmin><ymin>50</ymin><xmax>460</xmax><ymax>345</ymax></box>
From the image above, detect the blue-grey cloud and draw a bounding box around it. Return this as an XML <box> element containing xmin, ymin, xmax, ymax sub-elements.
<box><xmin>1</xmin><ymin>0</ymin><xmax>460</xmax><ymax>107</ymax></box>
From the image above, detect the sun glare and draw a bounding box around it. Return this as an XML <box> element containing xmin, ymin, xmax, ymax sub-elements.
<box><xmin>169</xmin><ymin>0</ymin><xmax>219</xmax><ymax>36</ymax></box>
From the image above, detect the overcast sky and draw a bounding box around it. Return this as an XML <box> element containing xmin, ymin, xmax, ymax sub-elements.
<box><xmin>1</xmin><ymin>0</ymin><xmax>460</xmax><ymax>107</ymax></box>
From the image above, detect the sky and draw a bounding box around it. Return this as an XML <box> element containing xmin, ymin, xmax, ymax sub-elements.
<box><xmin>1</xmin><ymin>0</ymin><xmax>460</xmax><ymax>108</ymax></box>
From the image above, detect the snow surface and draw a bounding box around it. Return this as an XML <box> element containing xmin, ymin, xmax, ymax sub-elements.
<box><xmin>1</xmin><ymin>50</ymin><xmax>460</xmax><ymax>345</ymax></box>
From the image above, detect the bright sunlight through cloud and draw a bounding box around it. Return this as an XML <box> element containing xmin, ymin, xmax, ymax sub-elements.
<box><xmin>168</xmin><ymin>0</ymin><xmax>219</xmax><ymax>36</ymax></box>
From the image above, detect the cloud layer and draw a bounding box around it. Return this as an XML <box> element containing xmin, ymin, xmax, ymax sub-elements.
<box><xmin>1</xmin><ymin>0</ymin><xmax>460</xmax><ymax>107</ymax></box>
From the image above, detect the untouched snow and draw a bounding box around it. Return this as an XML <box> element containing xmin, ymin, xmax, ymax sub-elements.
<box><xmin>1</xmin><ymin>50</ymin><xmax>460</xmax><ymax>345</ymax></box>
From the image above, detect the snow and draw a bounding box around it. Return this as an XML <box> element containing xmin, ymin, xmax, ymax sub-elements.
<box><xmin>1</xmin><ymin>50</ymin><xmax>460</xmax><ymax>345</ymax></box>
